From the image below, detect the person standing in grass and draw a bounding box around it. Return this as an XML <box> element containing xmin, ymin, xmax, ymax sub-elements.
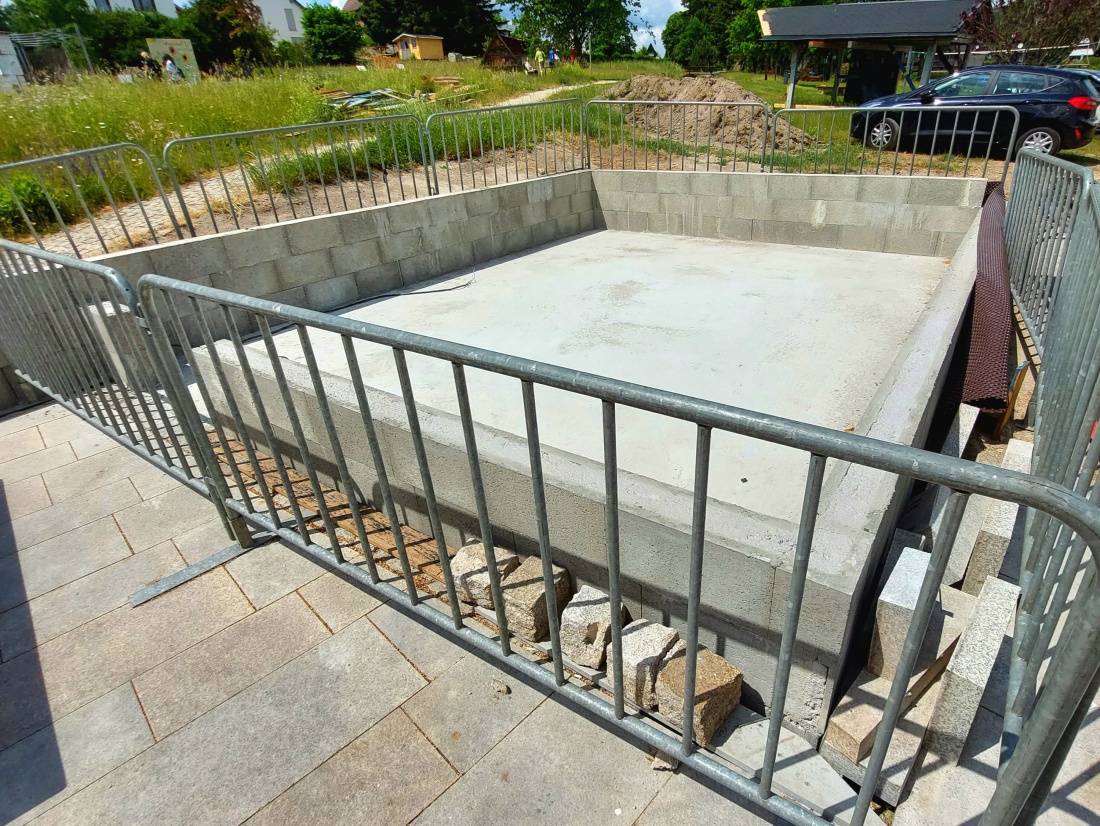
<box><xmin>163</xmin><ymin>55</ymin><xmax>182</xmax><ymax>82</ymax></box>
<box><xmin>548</xmin><ymin>47</ymin><xmax>556</xmax><ymax>70</ymax></box>
<box><xmin>534</xmin><ymin>46</ymin><xmax>544</xmax><ymax>75</ymax></box>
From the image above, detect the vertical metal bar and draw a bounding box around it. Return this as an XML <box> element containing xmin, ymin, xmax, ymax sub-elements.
<box><xmin>681</xmin><ymin>425</ymin><xmax>712</xmax><ymax>756</ymax></box>
<box><xmin>603</xmin><ymin>400</ymin><xmax>625</xmax><ymax>718</ymax></box>
<box><xmin>759</xmin><ymin>453</ymin><xmax>827</xmax><ymax>796</ymax></box>
<box><xmin>87</xmin><ymin>153</ymin><xmax>133</xmax><ymax>248</ymax></box>
<box><xmin>208</xmin><ymin>140</ymin><xmax>241</xmax><ymax>230</ymax></box>
<box><xmin>229</xmin><ymin>140</ymin><xmax>261</xmax><ymax>225</ymax></box>
<box><xmin>59</xmin><ymin>159</ymin><xmax>107</xmax><ymax>254</ymax></box>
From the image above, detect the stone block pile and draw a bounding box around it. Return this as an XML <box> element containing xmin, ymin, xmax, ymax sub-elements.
<box><xmin>449</xmin><ymin>540</ymin><xmax>744</xmax><ymax>745</ymax></box>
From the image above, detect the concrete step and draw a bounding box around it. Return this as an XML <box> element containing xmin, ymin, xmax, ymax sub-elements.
<box><xmin>961</xmin><ymin>438</ymin><xmax>1032</xmax><ymax>595</ymax></box>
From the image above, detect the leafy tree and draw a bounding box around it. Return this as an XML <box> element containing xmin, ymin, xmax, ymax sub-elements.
<box><xmin>302</xmin><ymin>5</ymin><xmax>363</xmax><ymax>64</ymax></box>
<box><xmin>6</xmin><ymin>0</ymin><xmax>93</xmax><ymax>32</ymax></box>
<box><xmin>661</xmin><ymin>9</ymin><xmax>687</xmax><ymax>61</ymax></box>
<box><xmin>961</xmin><ymin>0</ymin><xmax>1100</xmax><ymax>65</ymax></box>
<box><xmin>83</xmin><ymin>10</ymin><xmax>181</xmax><ymax>68</ymax></box>
<box><xmin>174</xmin><ymin>0</ymin><xmax>275</xmax><ymax>67</ymax></box>
<box><xmin>274</xmin><ymin>38</ymin><xmax>312</xmax><ymax>65</ymax></box>
<box><xmin>358</xmin><ymin>0</ymin><xmax>497</xmax><ymax>55</ymax></box>
<box><xmin>508</xmin><ymin>0</ymin><xmax>640</xmax><ymax>57</ymax></box>
<box><xmin>0</xmin><ymin>4</ymin><xmax>14</xmax><ymax>30</ymax></box>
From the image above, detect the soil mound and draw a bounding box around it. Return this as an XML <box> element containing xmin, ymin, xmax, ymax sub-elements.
<box><xmin>604</xmin><ymin>75</ymin><xmax>813</xmax><ymax>153</ymax></box>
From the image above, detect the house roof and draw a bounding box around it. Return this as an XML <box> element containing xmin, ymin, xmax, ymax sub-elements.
<box><xmin>330</xmin><ymin>0</ymin><xmax>361</xmax><ymax>10</ymax></box>
<box><xmin>392</xmin><ymin>33</ymin><xmax>444</xmax><ymax>41</ymax></box>
<box><xmin>758</xmin><ymin>0</ymin><xmax>971</xmax><ymax>43</ymax></box>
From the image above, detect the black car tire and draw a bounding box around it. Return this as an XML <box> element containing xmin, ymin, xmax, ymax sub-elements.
<box><xmin>1014</xmin><ymin>126</ymin><xmax>1062</xmax><ymax>157</ymax></box>
<box><xmin>863</xmin><ymin>116</ymin><xmax>901</xmax><ymax>151</ymax></box>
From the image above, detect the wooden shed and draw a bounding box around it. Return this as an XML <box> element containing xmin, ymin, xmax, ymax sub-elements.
<box><xmin>483</xmin><ymin>31</ymin><xmax>527</xmax><ymax>70</ymax></box>
<box><xmin>392</xmin><ymin>34</ymin><xmax>444</xmax><ymax>61</ymax></box>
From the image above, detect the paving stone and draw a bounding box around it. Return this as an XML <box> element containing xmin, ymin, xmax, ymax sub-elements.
<box><xmin>655</xmin><ymin>646</ymin><xmax>743</xmax><ymax>747</ymax></box>
<box><xmin>450</xmin><ymin>541</ymin><xmax>519</xmax><ymax>608</ymax></box>
<box><xmin>402</xmin><ymin>652</ymin><xmax>549</xmax><ymax>772</ymax></box>
<box><xmin>413</xmin><ymin>698</ymin><xmax>666</xmax><ymax>825</ymax></box>
<box><xmin>0</xmin><ymin>404</ymin><xmax>68</xmax><ymax>439</ymax></box>
<box><xmin>171</xmin><ymin>519</ymin><xmax>237</xmax><ymax>565</ymax></box>
<box><xmin>37</xmin><ymin>415</ymin><xmax>100</xmax><ymax>449</ymax></box>
<box><xmin>134</xmin><ymin>592</ymin><xmax>330</xmax><ymax>738</ymax></box>
<box><xmin>0</xmin><ymin>683</ymin><xmax>153</xmax><ymax>826</ymax></box>
<box><xmin>368</xmin><ymin>601</ymin><xmax>468</xmax><ymax>680</ymax></box>
<box><xmin>40</xmin><ymin>445</ymin><xmax>145</xmax><ymax>504</ymax></box>
<box><xmin>0</xmin><ymin>475</ymin><xmax>51</xmax><ymax>526</ymax></box>
<box><xmin>68</xmin><ymin>430</ymin><xmax>119</xmax><ymax>460</ymax></box>
<box><xmin>636</xmin><ymin>766</ymin><xmax>783</xmax><ymax>825</ymax></box>
<box><xmin>298</xmin><ymin>572</ymin><xmax>384</xmax><ymax>632</ymax></box>
<box><xmin>113</xmin><ymin>484</ymin><xmax>222</xmax><ymax>553</ymax></box>
<box><xmin>500</xmin><ymin>556</ymin><xmax>571</xmax><ymax>642</ymax></box>
<box><xmin>0</xmin><ymin>426</ymin><xmax>45</xmax><ymax>463</ymax></box>
<box><xmin>869</xmin><ymin>548</ymin><xmax>976</xmax><ymax>681</ymax></box>
<box><xmin>0</xmin><ymin>540</ymin><xmax>184</xmax><ymax>659</ymax></box>
<box><xmin>226</xmin><ymin>541</ymin><xmax>326</xmax><ymax>608</ymax></box>
<box><xmin>0</xmin><ymin>443</ymin><xmax>75</xmax><ymax>485</ymax></box>
<box><xmin>0</xmin><ymin>568</ymin><xmax>252</xmax><ymax>751</ymax></box>
<box><xmin>35</xmin><ymin>618</ymin><xmax>425</xmax><ymax>826</ymax></box>
<box><xmin>560</xmin><ymin>584</ymin><xmax>619</xmax><ymax>668</ymax></box>
<box><xmin>127</xmin><ymin>465</ymin><xmax>185</xmax><ymax>500</ymax></box>
<box><xmin>621</xmin><ymin>619</ymin><xmax>680</xmax><ymax>709</ymax></box>
<box><xmin>925</xmin><ymin>577</ymin><xmax>1019</xmax><ymax>765</ymax></box>
<box><xmin>245</xmin><ymin>709</ymin><xmax>456</xmax><ymax>826</ymax></box>
<box><xmin>0</xmin><ymin>515</ymin><xmax>132</xmax><ymax>613</ymax></box>
<box><xmin>0</xmin><ymin>479</ymin><xmax>139</xmax><ymax>557</ymax></box>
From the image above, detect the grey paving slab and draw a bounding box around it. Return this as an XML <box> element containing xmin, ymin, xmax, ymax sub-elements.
<box><xmin>225</xmin><ymin>541</ymin><xmax>327</xmax><ymax>608</ymax></box>
<box><xmin>0</xmin><ymin>684</ymin><xmax>153</xmax><ymax>826</ymax></box>
<box><xmin>127</xmin><ymin>465</ymin><xmax>185</xmax><ymax>500</ymax></box>
<box><xmin>0</xmin><ymin>540</ymin><xmax>184</xmax><ymax>659</ymax></box>
<box><xmin>37</xmin><ymin>617</ymin><xmax>426</xmax><ymax>826</ymax></box>
<box><xmin>297</xmin><ymin>571</ymin><xmax>384</xmax><ymax>632</ymax></box>
<box><xmin>0</xmin><ymin>568</ymin><xmax>252</xmax><ymax>751</ymax></box>
<box><xmin>245</xmin><ymin>709</ymin><xmax>458</xmax><ymax>826</ymax></box>
<box><xmin>0</xmin><ymin>426</ymin><xmax>45</xmax><ymax>463</ymax></box>
<box><xmin>636</xmin><ymin>767</ymin><xmax>786</xmax><ymax>825</ymax></box>
<box><xmin>0</xmin><ymin>404</ymin><xmax>69</xmax><ymax>439</ymax></box>
<box><xmin>0</xmin><ymin>515</ymin><xmax>132</xmax><ymax>613</ymax></box>
<box><xmin>0</xmin><ymin>479</ymin><xmax>140</xmax><ymax>559</ymax></box>
<box><xmin>39</xmin><ymin>446</ymin><xmax>146</xmax><ymax>504</ymax></box>
<box><xmin>369</xmin><ymin>602</ymin><xmax>469</xmax><ymax>680</ymax></box>
<box><xmin>113</xmin><ymin>484</ymin><xmax>222</xmax><ymax>553</ymax></box>
<box><xmin>413</xmin><ymin>698</ymin><xmax>667</xmax><ymax>825</ymax></box>
<box><xmin>0</xmin><ymin>443</ymin><xmax>75</xmax><ymax>485</ymax></box>
<box><xmin>133</xmin><ymin>592</ymin><xmax>331</xmax><ymax>739</ymax></box>
<box><xmin>37</xmin><ymin>415</ymin><xmax>101</xmax><ymax>449</ymax></box>
<box><xmin>171</xmin><ymin>518</ymin><xmax>237</xmax><ymax>565</ymax></box>
<box><xmin>0</xmin><ymin>475</ymin><xmax>52</xmax><ymax>526</ymax></box>
<box><xmin>402</xmin><ymin>652</ymin><xmax>549</xmax><ymax>772</ymax></box>
<box><xmin>68</xmin><ymin>430</ymin><xmax>119</xmax><ymax>460</ymax></box>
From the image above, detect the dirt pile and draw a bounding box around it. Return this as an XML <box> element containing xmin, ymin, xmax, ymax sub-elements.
<box><xmin>604</xmin><ymin>75</ymin><xmax>813</xmax><ymax>153</ymax></box>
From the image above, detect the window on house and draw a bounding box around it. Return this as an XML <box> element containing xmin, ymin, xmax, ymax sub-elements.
<box><xmin>410</xmin><ymin>38</ymin><xmax>417</xmax><ymax>48</ymax></box>
<box><xmin>94</xmin><ymin>0</ymin><xmax>111</xmax><ymax>11</ymax></box>
<box><xmin>133</xmin><ymin>0</ymin><xmax>155</xmax><ymax>11</ymax></box>
<box><xmin>285</xmin><ymin>9</ymin><xmax>297</xmax><ymax>32</ymax></box>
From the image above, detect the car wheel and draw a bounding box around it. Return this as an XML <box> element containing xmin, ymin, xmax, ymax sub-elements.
<box><xmin>1015</xmin><ymin>126</ymin><xmax>1062</xmax><ymax>156</ymax></box>
<box><xmin>864</xmin><ymin>116</ymin><xmax>901</xmax><ymax>151</ymax></box>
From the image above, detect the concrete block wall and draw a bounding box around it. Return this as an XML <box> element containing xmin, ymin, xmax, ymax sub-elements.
<box><xmin>590</xmin><ymin>171</ymin><xmax>985</xmax><ymax>258</ymax></box>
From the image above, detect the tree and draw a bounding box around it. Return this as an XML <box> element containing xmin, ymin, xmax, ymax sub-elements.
<box><xmin>174</xmin><ymin>0</ymin><xmax>275</xmax><ymax>67</ymax></box>
<box><xmin>0</xmin><ymin>4</ymin><xmax>14</xmax><ymax>31</ymax></box>
<box><xmin>83</xmin><ymin>10</ymin><xmax>181</xmax><ymax>68</ymax></box>
<box><xmin>508</xmin><ymin>0</ymin><xmax>640</xmax><ymax>58</ymax></box>
<box><xmin>302</xmin><ymin>5</ymin><xmax>363</xmax><ymax>64</ymax></box>
<box><xmin>961</xmin><ymin>0</ymin><xmax>1100</xmax><ymax>65</ymax></box>
<box><xmin>274</xmin><ymin>38</ymin><xmax>312</xmax><ymax>66</ymax></box>
<box><xmin>6</xmin><ymin>0</ymin><xmax>94</xmax><ymax>33</ymax></box>
<box><xmin>358</xmin><ymin>0</ymin><xmax>498</xmax><ymax>56</ymax></box>
<box><xmin>661</xmin><ymin>10</ymin><xmax>687</xmax><ymax>62</ymax></box>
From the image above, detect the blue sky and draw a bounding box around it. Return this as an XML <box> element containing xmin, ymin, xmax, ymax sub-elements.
<box><xmin>632</xmin><ymin>0</ymin><xmax>684</xmax><ymax>55</ymax></box>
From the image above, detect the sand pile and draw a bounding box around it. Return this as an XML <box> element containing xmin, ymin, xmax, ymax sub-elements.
<box><xmin>604</xmin><ymin>75</ymin><xmax>813</xmax><ymax>153</ymax></box>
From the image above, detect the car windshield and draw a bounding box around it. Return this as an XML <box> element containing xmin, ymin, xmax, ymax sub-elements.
<box><xmin>933</xmin><ymin>72</ymin><xmax>991</xmax><ymax>97</ymax></box>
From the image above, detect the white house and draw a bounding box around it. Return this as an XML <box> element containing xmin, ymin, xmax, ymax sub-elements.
<box><xmin>254</xmin><ymin>0</ymin><xmax>305</xmax><ymax>44</ymax></box>
<box><xmin>84</xmin><ymin>0</ymin><xmax>178</xmax><ymax>18</ymax></box>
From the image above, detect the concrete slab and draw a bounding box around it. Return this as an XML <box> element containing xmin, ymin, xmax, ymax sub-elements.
<box><xmin>132</xmin><ymin>592</ymin><xmax>331</xmax><ymax>739</ymax></box>
<box><xmin>0</xmin><ymin>540</ymin><xmax>184</xmax><ymax>659</ymax></box>
<box><xmin>0</xmin><ymin>403</ymin><xmax>69</xmax><ymax>439</ymax></box>
<box><xmin>244</xmin><ymin>709</ymin><xmax>457</xmax><ymax>825</ymax></box>
<box><xmin>297</xmin><ymin>571</ymin><xmax>385</xmax><ymax>632</ymax></box>
<box><xmin>0</xmin><ymin>478</ymin><xmax>140</xmax><ymax>557</ymax></box>
<box><xmin>0</xmin><ymin>443</ymin><xmax>75</xmax><ymax>485</ymax></box>
<box><xmin>113</xmin><ymin>484</ymin><xmax>223</xmax><ymax>553</ymax></box>
<box><xmin>224</xmin><ymin>541</ymin><xmax>326</xmax><ymax>608</ymax></box>
<box><xmin>368</xmin><ymin>602</ymin><xmax>469</xmax><ymax>680</ymax></box>
<box><xmin>401</xmin><ymin>651</ymin><xmax>549</xmax><ymax>772</ymax></box>
<box><xmin>0</xmin><ymin>425</ymin><xmax>44</xmax><ymax>463</ymax></box>
<box><xmin>0</xmin><ymin>475</ymin><xmax>52</xmax><ymax>525</ymax></box>
<box><xmin>412</xmin><ymin>698</ymin><xmax>668</xmax><ymax>825</ymax></box>
<box><xmin>0</xmin><ymin>684</ymin><xmax>153</xmax><ymax>826</ymax></box>
<box><xmin>39</xmin><ymin>445</ymin><xmax>146</xmax><ymax>504</ymax></box>
<box><xmin>963</xmin><ymin>439</ymin><xmax>1033</xmax><ymax>595</ymax></box>
<box><xmin>37</xmin><ymin>414</ymin><xmax>101</xmax><ymax>448</ymax></box>
<box><xmin>266</xmin><ymin>230</ymin><xmax>947</xmax><ymax>522</ymax></box>
<box><xmin>128</xmin><ymin>465</ymin><xmax>185</xmax><ymax>500</ymax></box>
<box><xmin>636</xmin><ymin>767</ymin><xmax>785</xmax><ymax>825</ymax></box>
<box><xmin>34</xmin><ymin>617</ymin><xmax>426</xmax><ymax>826</ymax></box>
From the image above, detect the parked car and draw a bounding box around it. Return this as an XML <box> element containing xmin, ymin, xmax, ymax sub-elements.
<box><xmin>850</xmin><ymin>65</ymin><xmax>1100</xmax><ymax>157</ymax></box>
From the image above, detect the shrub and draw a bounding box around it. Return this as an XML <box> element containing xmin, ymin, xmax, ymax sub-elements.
<box><xmin>302</xmin><ymin>6</ymin><xmax>364</xmax><ymax>65</ymax></box>
<box><xmin>274</xmin><ymin>40</ymin><xmax>312</xmax><ymax>67</ymax></box>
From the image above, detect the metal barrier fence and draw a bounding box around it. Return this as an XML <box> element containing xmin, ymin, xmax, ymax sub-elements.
<box><xmin>425</xmin><ymin>98</ymin><xmax>583</xmax><ymax>194</ymax></box>
<box><xmin>163</xmin><ymin>114</ymin><xmax>430</xmax><ymax>238</ymax></box>
<box><xmin>583</xmin><ymin>100</ymin><xmax>771</xmax><ymax>172</ymax></box>
<box><xmin>1003</xmin><ymin>150</ymin><xmax>1095</xmax><ymax>356</ymax></box>
<box><xmin>769</xmin><ymin>106</ymin><xmax>1020</xmax><ymax>183</ymax></box>
<box><xmin>0</xmin><ymin>144</ymin><xmax>183</xmax><ymax>258</ymax></box>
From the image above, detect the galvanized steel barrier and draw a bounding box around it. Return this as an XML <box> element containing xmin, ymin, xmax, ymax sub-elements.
<box><xmin>1003</xmin><ymin>149</ymin><xmax>1095</xmax><ymax>356</ymax></box>
<box><xmin>583</xmin><ymin>99</ymin><xmax>771</xmax><ymax>172</ymax></box>
<box><xmin>425</xmin><ymin>98</ymin><xmax>583</xmax><ymax>194</ymax></box>
<box><xmin>163</xmin><ymin>114</ymin><xmax>430</xmax><ymax>237</ymax></box>
<box><xmin>769</xmin><ymin>106</ymin><xmax>1020</xmax><ymax>183</ymax></box>
<box><xmin>0</xmin><ymin>144</ymin><xmax>183</xmax><ymax>258</ymax></box>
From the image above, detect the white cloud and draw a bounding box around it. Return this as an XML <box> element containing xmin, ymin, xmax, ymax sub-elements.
<box><xmin>632</xmin><ymin>0</ymin><xmax>683</xmax><ymax>56</ymax></box>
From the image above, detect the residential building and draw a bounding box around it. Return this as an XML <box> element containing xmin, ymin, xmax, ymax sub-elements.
<box><xmin>255</xmin><ymin>0</ymin><xmax>305</xmax><ymax>44</ymax></box>
<box><xmin>83</xmin><ymin>0</ymin><xmax>177</xmax><ymax>17</ymax></box>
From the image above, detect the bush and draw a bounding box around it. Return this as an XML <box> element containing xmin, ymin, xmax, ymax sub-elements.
<box><xmin>274</xmin><ymin>40</ymin><xmax>312</xmax><ymax>67</ymax></box>
<box><xmin>83</xmin><ymin>10</ymin><xmax>182</xmax><ymax>69</ymax></box>
<box><xmin>302</xmin><ymin>6</ymin><xmax>364</xmax><ymax>65</ymax></box>
<box><xmin>0</xmin><ymin>175</ymin><xmax>68</xmax><ymax>237</ymax></box>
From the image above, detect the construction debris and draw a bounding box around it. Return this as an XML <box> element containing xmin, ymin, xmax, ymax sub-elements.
<box><xmin>451</xmin><ymin>541</ymin><xmax>520</xmax><ymax>608</ymax></box>
<box><xmin>560</xmin><ymin>585</ymin><xmax>621</xmax><ymax>669</ymax></box>
<box><xmin>501</xmin><ymin>556</ymin><xmax>571</xmax><ymax>642</ymax></box>
<box><xmin>621</xmin><ymin>619</ymin><xmax>680</xmax><ymax>709</ymax></box>
<box><xmin>656</xmin><ymin>645</ymin><xmax>743</xmax><ymax>747</ymax></box>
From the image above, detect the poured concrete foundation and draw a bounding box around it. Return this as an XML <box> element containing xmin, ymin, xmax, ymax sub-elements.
<box><xmin>96</xmin><ymin>168</ymin><xmax>983</xmax><ymax>740</ymax></box>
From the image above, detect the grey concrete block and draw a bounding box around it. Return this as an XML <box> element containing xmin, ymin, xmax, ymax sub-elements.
<box><xmin>727</xmin><ymin>173</ymin><xmax>770</xmax><ymax>200</ymax></box>
<box><xmin>427</xmin><ymin>195</ymin><xmax>466</xmax><ymax>226</ymax></box>
<box><xmin>697</xmin><ymin>194</ymin><xmax>735</xmax><ymax>218</ymax></box>
<box><xmin>552</xmin><ymin>173</ymin><xmax>579</xmax><ymax>198</ymax></box>
<box><xmin>790</xmin><ymin>222</ymin><xmax>840</xmax><ymax>248</ymax></box>
<box><xmin>884</xmin><ymin>228</ymin><xmax>937</xmax><ymax>256</ymax></box>
<box><xmin>733</xmin><ymin>198</ymin><xmax>771</xmax><ymax>220</ymax></box>
<box><xmin>451</xmin><ymin>542</ymin><xmax>520</xmax><ymax>608</ymax></box>
<box><xmin>499</xmin><ymin>182</ymin><xmax>530</xmax><ymax>210</ymax></box>
<box><xmin>838</xmin><ymin>225</ymin><xmax>888</xmax><ymax>252</ymax></box>
<box><xmin>382</xmin><ymin>201</ymin><xmax>429</xmax><ymax>236</ymax></box>
<box><xmin>436</xmin><ymin>242</ymin><xmax>475</xmax><ymax>275</ymax></box>
<box><xmin>223</xmin><ymin>225</ymin><xmax>290</xmax><ymax>268</ymax></box>
<box><xmin>379</xmin><ymin>228</ymin><xmax>424</xmax><ymax>262</ymax></box>
<box><xmin>769</xmin><ymin>198</ymin><xmax>822</xmax><ymax>224</ymax></box>
<box><xmin>150</xmin><ymin>236</ymin><xmax>230</xmax><ymax>279</ymax></box>
<box><xmin>810</xmin><ymin>175</ymin><xmax>861</xmax><ymax>201</ymax></box>
<box><xmin>926</xmin><ymin>577</ymin><xmax>1019</xmax><ymax>764</ymax></box>
<box><xmin>909</xmin><ymin>177</ymin><xmax>970</xmax><ymax>207</ymax></box>
<box><xmin>699</xmin><ymin>214</ymin><xmax>719</xmax><ymax>237</ymax></box>
<box><xmin>355</xmin><ymin>262</ymin><xmax>403</xmax><ymax>297</ymax></box>
<box><xmin>531</xmin><ymin>218</ymin><xmax>558</xmax><ymax>247</ymax></box>
<box><xmin>621</xmin><ymin>171</ymin><xmax>658</xmax><ymax>193</ymax></box>
<box><xmin>285</xmin><ymin>215</ymin><xmax>344</xmax><ymax>256</ymax></box>
<box><xmin>462</xmin><ymin>213</ymin><xmax>493</xmax><ymax>240</ymax></box>
<box><xmin>596</xmin><ymin>189</ymin><xmax>630</xmax><ymax>213</ymax></box>
<box><xmin>330</xmin><ymin>238</ymin><xmax>382</xmax><ymax>278</ymax></box>
<box><xmin>963</xmin><ymin>440</ymin><xmax>1032</xmax><ymax>596</ymax></box>
<box><xmin>629</xmin><ymin>191</ymin><xmax>660</xmax><ymax>213</ymax></box>
<box><xmin>339</xmin><ymin>209</ymin><xmax>382</xmax><ymax>244</ymax></box>
<box><xmin>304</xmin><ymin>274</ymin><xmax>359</xmax><ymax>311</ymax></box>
<box><xmin>560</xmin><ymin>584</ymin><xmax>616</xmax><ymax>668</ymax></box>
<box><xmin>689</xmin><ymin>174</ymin><xmax>732</xmax><ymax>196</ymax></box>
<box><xmin>893</xmin><ymin>204</ymin><xmax>978</xmax><ymax>234</ymax></box>
<box><xmin>656</xmin><ymin>646</ymin><xmax>743</xmax><ymax>747</ymax></box>
<box><xmin>628</xmin><ymin>211</ymin><xmax>649</xmax><ymax>233</ymax></box>
<box><xmin>621</xmin><ymin>619</ymin><xmax>679</xmax><ymax>709</ymax></box>
<box><xmin>557</xmin><ymin>213</ymin><xmax>583</xmax><ymax>237</ymax></box>
<box><xmin>936</xmin><ymin>231</ymin><xmax>969</xmax><ymax>258</ymax></box>
<box><xmin>546</xmin><ymin>194</ymin><xmax>572</xmax><ymax>220</ymax></box>
<box><xmin>857</xmin><ymin>176</ymin><xmax>912</xmax><ymax>203</ymax></box>
<box><xmin>275</xmin><ymin>249</ymin><xmax>334</xmax><ymax>292</ymax></box>
<box><xmin>211</xmin><ymin>261</ymin><xmax>273</xmax><ymax>296</ymax></box>
<box><xmin>751</xmin><ymin>220</ymin><xmax>795</xmax><ymax>244</ymax></box>
<box><xmin>472</xmin><ymin>232</ymin><xmax>503</xmax><ymax>263</ymax></box>
<box><xmin>964</xmin><ymin>179</ymin><xmax>987</xmax><ymax>207</ymax></box>
<box><xmin>654</xmin><ymin>171</ymin><xmax>691</xmax><ymax>194</ymax></box>
<box><xmin>602</xmin><ymin>210</ymin><xmax>628</xmax><ymax>231</ymax></box>
<box><xmin>570</xmin><ymin>190</ymin><xmax>594</xmax><ymax>215</ymax></box>
<box><xmin>718</xmin><ymin>217</ymin><xmax>753</xmax><ymax>241</ymax></box>
<box><xmin>461</xmin><ymin>188</ymin><xmax>498</xmax><ymax>218</ymax></box>
<box><xmin>767</xmin><ymin>174</ymin><xmax>813</xmax><ymax>200</ymax></box>
<box><xmin>823</xmin><ymin>200</ymin><xmax>896</xmax><ymax>228</ymax></box>
<box><xmin>399</xmin><ymin>251</ymin><xmax>441</xmax><ymax>284</ymax></box>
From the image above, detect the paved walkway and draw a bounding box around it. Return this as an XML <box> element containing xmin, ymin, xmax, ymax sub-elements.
<box><xmin>0</xmin><ymin>402</ymin><xmax>783</xmax><ymax>826</ymax></box>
